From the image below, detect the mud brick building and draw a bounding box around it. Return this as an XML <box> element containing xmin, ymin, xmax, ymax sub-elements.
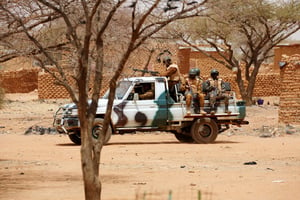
<box><xmin>279</xmin><ymin>54</ymin><xmax>300</xmax><ymax>125</ymax></box>
<box><xmin>0</xmin><ymin>69</ymin><xmax>38</xmax><ymax>93</ymax></box>
<box><xmin>38</xmin><ymin>71</ymin><xmax>71</xmax><ymax>99</ymax></box>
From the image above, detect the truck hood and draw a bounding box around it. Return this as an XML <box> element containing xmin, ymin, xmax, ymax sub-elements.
<box><xmin>60</xmin><ymin>99</ymin><xmax>122</xmax><ymax>114</ymax></box>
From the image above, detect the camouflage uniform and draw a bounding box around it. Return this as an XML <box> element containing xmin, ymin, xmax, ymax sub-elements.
<box><xmin>185</xmin><ymin>68</ymin><xmax>206</xmax><ymax>115</ymax></box>
<box><xmin>204</xmin><ymin>69</ymin><xmax>231</xmax><ymax>114</ymax></box>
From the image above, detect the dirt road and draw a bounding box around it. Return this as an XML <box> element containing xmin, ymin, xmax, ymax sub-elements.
<box><xmin>0</xmin><ymin>94</ymin><xmax>300</xmax><ymax>200</ymax></box>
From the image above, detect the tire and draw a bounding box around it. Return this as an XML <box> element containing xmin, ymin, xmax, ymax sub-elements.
<box><xmin>191</xmin><ymin>118</ymin><xmax>218</xmax><ymax>144</ymax></box>
<box><xmin>68</xmin><ymin>119</ymin><xmax>112</xmax><ymax>145</ymax></box>
<box><xmin>68</xmin><ymin>130</ymin><xmax>81</xmax><ymax>145</ymax></box>
<box><xmin>92</xmin><ymin>118</ymin><xmax>112</xmax><ymax>144</ymax></box>
<box><xmin>174</xmin><ymin>132</ymin><xmax>194</xmax><ymax>143</ymax></box>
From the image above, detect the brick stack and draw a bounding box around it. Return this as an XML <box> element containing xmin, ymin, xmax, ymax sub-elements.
<box><xmin>279</xmin><ymin>54</ymin><xmax>300</xmax><ymax>125</ymax></box>
<box><xmin>38</xmin><ymin>72</ymin><xmax>72</xmax><ymax>99</ymax></box>
<box><xmin>0</xmin><ymin>69</ymin><xmax>39</xmax><ymax>93</ymax></box>
<box><xmin>37</xmin><ymin>71</ymin><xmax>111</xmax><ymax>99</ymax></box>
<box><xmin>252</xmin><ymin>74</ymin><xmax>281</xmax><ymax>97</ymax></box>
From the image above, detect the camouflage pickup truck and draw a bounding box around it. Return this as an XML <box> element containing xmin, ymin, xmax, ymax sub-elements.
<box><xmin>53</xmin><ymin>76</ymin><xmax>248</xmax><ymax>145</ymax></box>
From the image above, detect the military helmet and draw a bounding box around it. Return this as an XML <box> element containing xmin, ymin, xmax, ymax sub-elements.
<box><xmin>194</xmin><ymin>68</ymin><xmax>200</xmax><ymax>76</ymax></box>
<box><xmin>189</xmin><ymin>68</ymin><xmax>198</xmax><ymax>75</ymax></box>
<box><xmin>210</xmin><ymin>69</ymin><xmax>219</xmax><ymax>76</ymax></box>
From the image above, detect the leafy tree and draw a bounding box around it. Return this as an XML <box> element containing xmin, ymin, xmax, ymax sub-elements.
<box><xmin>177</xmin><ymin>0</ymin><xmax>300</xmax><ymax>105</ymax></box>
<box><xmin>0</xmin><ymin>0</ymin><xmax>209</xmax><ymax>199</ymax></box>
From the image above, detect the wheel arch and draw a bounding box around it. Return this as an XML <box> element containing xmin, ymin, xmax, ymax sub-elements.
<box><xmin>95</xmin><ymin>114</ymin><xmax>116</xmax><ymax>134</ymax></box>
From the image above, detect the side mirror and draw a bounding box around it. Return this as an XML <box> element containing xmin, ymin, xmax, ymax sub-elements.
<box><xmin>133</xmin><ymin>93</ymin><xmax>139</xmax><ymax>101</ymax></box>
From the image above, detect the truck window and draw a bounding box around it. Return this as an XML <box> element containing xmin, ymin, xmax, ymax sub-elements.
<box><xmin>102</xmin><ymin>80</ymin><xmax>132</xmax><ymax>100</ymax></box>
<box><xmin>127</xmin><ymin>82</ymin><xmax>155</xmax><ymax>100</ymax></box>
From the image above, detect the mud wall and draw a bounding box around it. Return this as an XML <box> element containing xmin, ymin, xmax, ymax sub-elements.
<box><xmin>274</xmin><ymin>44</ymin><xmax>300</xmax><ymax>73</ymax></box>
<box><xmin>279</xmin><ymin>54</ymin><xmax>300</xmax><ymax>125</ymax></box>
<box><xmin>0</xmin><ymin>69</ymin><xmax>39</xmax><ymax>93</ymax></box>
<box><xmin>37</xmin><ymin>72</ymin><xmax>110</xmax><ymax>99</ymax></box>
<box><xmin>37</xmin><ymin>72</ymin><xmax>72</xmax><ymax>99</ymax></box>
<box><xmin>199</xmin><ymin>74</ymin><xmax>281</xmax><ymax>99</ymax></box>
<box><xmin>0</xmin><ymin>68</ymin><xmax>281</xmax><ymax>99</ymax></box>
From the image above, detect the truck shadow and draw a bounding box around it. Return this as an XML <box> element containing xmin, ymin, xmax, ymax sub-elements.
<box><xmin>106</xmin><ymin>141</ymin><xmax>179</xmax><ymax>145</ymax></box>
<box><xmin>106</xmin><ymin>140</ymin><xmax>239</xmax><ymax>146</ymax></box>
<box><xmin>56</xmin><ymin>140</ymin><xmax>239</xmax><ymax>146</ymax></box>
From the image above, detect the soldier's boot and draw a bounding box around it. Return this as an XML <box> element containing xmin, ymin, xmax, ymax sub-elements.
<box><xmin>199</xmin><ymin>94</ymin><xmax>207</xmax><ymax>115</ymax></box>
<box><xmin>210</xmin><ymin>104</ymin><xmax>216</xmax><ymax>115</ymax></box>
<box><xmin>200</xmin><ymin>109</ymin><xmax>207</xmax><ymax>115</ymax></box>
<box><xmin>187</xmin><ymin>107</ymin><xmax>191</xmax><ymax>116</ymax></box>
<box><xmin>209</xmin><ymin>96</ymin><xmax>216</xmax><ymax>115</ymax></box>
<box><xmin>210</xmin><ymin>102</ymin><xmax>216</xmax><ymax>115</ymax></box>
<box><xmin>225</xmin><ymin>104</ymin><xmax>231</xmax><ymax>114</ymax></box>
<box><xmin>186</xmin><ymin>94</ymin><xmax>192</xmax><ymax>116</ymax></box>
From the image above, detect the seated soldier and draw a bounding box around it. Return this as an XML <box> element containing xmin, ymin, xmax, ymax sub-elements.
<box><xmin>204</xmin><ymin>69</ymin><xmax>231</xmax><ymax>114</ymax></box>
<box><xmin>139</xmin><ymin>83</ymin><xmax>154</xmax><ymax>100</ymax></box>
<box><xmin>185</xmin><ymin>68</ymin><xmax>206</xmax><ymax>115</ymax></box>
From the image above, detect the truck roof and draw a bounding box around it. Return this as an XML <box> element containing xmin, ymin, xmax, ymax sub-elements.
<box><xmin>121</xmin><ymin>76</ymin><xmax>166</xmax><ymax>82</ymax></box>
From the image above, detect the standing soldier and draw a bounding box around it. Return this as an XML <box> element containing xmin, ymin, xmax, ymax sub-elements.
<box><xmin>185</xmin><ymin>68</ymin><xmax>207</xmax><ymax>115</ymax></box>
<box><xmin>160</xmin><ymin>56</ymin><xmax>185</xmax><ymax>101</ymax></box>
<box><xmin>204</xmin><ymin>69</ymin><xmax>231</xmax><ymax>114</ymax></box>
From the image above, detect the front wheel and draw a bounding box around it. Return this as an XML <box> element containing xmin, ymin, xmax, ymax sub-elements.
<box><xmin>191</xmin><ymin>118</ymin><xmax>218</xmax><ymax>144</ymax></box>
<box><xmin>68</xmin><ymin>130</ymin><xmax>81</xmax><ymax>145</ymax></box>
<box><xmin>68</xmin><ymin>119</ymin><xmax>112</xmax><ymax>145</ymax></box>
<box><xmin>92</xmin><ymin>118</ymin><xmax>112</xmax><ymax>144</ymax></box>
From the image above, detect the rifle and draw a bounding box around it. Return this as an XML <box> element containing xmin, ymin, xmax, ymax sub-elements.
<box><xmin>133</xmin><ymin>68</ymin><xmax>159</xmax><ymax>76</ymax></box>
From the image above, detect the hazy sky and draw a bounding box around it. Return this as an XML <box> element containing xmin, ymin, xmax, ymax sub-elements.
<box><xmin>288</xmin><ymin>30</ymin><xmax>300</xmax><ymax>41</ymax></box>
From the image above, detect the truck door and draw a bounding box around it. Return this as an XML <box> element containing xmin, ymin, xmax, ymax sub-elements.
<box><xmin>116</xmin><ymin>78</ymin><xmax>168</xmax><ymax>128</ymax></box>
<box><xmin>151</xmin><ymin>78</ymin><xmax>168</xmax><ymax>127</ymax></box>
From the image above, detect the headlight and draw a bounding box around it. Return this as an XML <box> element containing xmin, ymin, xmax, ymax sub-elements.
<box><xmin>65</xmin><ymin>109</ymin><xmax>72</xmax><ymax>115</ymax></box>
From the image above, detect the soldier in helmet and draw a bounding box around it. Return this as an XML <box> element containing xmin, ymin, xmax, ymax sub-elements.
<box><xmin>160</xmin><ymin>56</ymin><xmax>185</xmax><ymax>101</ymax></box>
<box><xmin>204</xmin><ymin>69</ymin><xmax>231</xmax><ymax>114</ymax></box>
<box><xmin>185</xmin><ymin>68</ymin><xmax>206</xmax><ymax>115</ymax></box>
<box><xmin>194</xmin><ymin>68</ymin><xmax>201</xmax><ymax>79</ymax></box>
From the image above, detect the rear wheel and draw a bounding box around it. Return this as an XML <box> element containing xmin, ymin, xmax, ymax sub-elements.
<box><xmin>191</xmin><ymin>118</ymin><xmax>218</xmax><ymax>143</ymax></box>
<box><xmin>174</xmin><ymin>132</ymin><xmax>194</xmax><ymax>143</ymax></box>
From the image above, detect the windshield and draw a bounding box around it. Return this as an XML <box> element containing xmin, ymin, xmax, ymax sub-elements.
<box><xmin>102</xmin><ymin>80</ymin><xmax>132</xmax><ymax>100</ymax></box>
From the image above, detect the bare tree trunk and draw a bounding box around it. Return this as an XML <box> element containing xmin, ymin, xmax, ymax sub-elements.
<box><xmin>81</xmin><ymin>120</ymin><xmax>101</xmax><ymax>200</ymax></box>
<box><xmin>235</xmin><ymin>67</ymin><xmax>249</xmax><ymax>104</ymax></box>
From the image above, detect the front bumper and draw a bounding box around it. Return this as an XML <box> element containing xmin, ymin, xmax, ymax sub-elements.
<box><xmin>53</xmin><ymin>107</ymin><xmax>79</xmax><ymax>133</ymax></box>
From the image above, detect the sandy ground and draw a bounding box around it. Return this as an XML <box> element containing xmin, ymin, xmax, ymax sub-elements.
<box><xmin>0</xmin><ymin>93</ymin><xmax>300</xmax><ymax>200</ymax></box>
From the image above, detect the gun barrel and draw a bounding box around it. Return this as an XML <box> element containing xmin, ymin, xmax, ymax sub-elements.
<box><xmin>133</xmin><ymin>68</ymin><xmax>159</xmax><ymax>75</ymax></box>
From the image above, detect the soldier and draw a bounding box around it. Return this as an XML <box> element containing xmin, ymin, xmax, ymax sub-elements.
<box><xmin>194</xmin><ymin>68</ymin><xmax>201</xmax><ymax>79</ymax></box>
<box><xmin>185</xmin><ymin>68</ymin><xmax>207</xmax><ymax>115</ymax></box>
<box><xmin>160</xmin><ymin>56</ymin><xmax>185</xmax><ymax>101</ymax></box>
<box><xmin>139</xmin><ymin>83</ymin><xmax>154</xmax><ymax>100</ymax></box>
<box><xmin>204</xmin><ymin>69</ymin><xmax>231</xmax><ymax>114</ymax></box>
